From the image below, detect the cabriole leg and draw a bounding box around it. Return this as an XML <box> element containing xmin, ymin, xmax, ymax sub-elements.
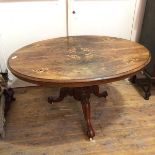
<box><xmin>48</xmin><ymin>85</ymin><xmax>107</xmax><ymax>140</ymax></box>
<box><xmin>48</xmin><ymin>87</ymin><xmax>69</xmax><ymax>104</ymax></box>
<box><xmin>92</xmin><ymin>85</ymin><xmax>108</xmax><ymax>98</ymax></box>
<box><xmin>81</xmin><ymin>95</ymin><xmax>95</xmax><ymax>139</ymax></box>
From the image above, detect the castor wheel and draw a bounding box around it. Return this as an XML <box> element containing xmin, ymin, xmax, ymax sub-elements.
<box><xmin>89</xmin><ymin>138</ymin><xmax>96</xmax><ymax>142</ymax></box>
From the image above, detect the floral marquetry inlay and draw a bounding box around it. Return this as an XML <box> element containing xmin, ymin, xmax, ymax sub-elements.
<box><xmin>66</xmin><ymin>47</ymin><xmax>96</xmax><ymax>63</ymax></box>
<box><xmin>8</xmin><ymin>36</ymin><xmax>150</xmax><ymax>87</ymax></box>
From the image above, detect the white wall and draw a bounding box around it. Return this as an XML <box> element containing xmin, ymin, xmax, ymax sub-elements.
<box><xmin>0</xmin><ymin>0</ymin><xmax>66</xmax><ymax>86</ymax></box>
<box><xmin>0</xmin><ymin>0</ymin><xmax>146</xmax><ymax>87</ymax></box>
<box><xmin>131</xmin><ymin>0</ymin><xmax>147</xmax><ymax>41</ymax></box>
<box><xmin>0</xmin><ymin>0</ymin><xmax>66</xmax><ymax>64</ymax></box>
<box><xmin>0</xmin><ymin>34</ymin><xmax>5</xmax><ymax>73</ymax></box>
<box><xmin>68</xmin><ymin>0</ymin><xmax>136</xmax><ymax>40</ymax></box>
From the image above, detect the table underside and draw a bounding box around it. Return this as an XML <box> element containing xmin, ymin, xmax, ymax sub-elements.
<box><xmin>48</xmin><ymin>85</ymin><xmax>108</xmax><ymax>140</ymax></box>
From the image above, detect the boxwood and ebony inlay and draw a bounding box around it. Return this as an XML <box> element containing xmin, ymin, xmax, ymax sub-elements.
<box><xmin>8</xmin><ymin>36</ymin><xmax>150</xmax><ymax>140</ymax></box>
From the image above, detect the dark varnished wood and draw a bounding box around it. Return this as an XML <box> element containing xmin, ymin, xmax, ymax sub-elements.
<box><xmin>8</xmin><ymin>36</ymin><xmax>151</xmax><ymax>87</ymax></box>
<box><xmin>7</xmin><ymin>36</ymin><xmax>151</xmax><ymax>140</ymax></box>
<box><xmin>48</xmin><ymin>85</ymin><xmax>107</xmax><ymax>139</ymax></box>
<box><xmin>130</xmin><ymin>72</ymin><xmax>152</xmax><ymax>100</ymax></box>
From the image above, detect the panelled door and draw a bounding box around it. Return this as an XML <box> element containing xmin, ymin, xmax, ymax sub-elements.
<box><xmin>0</xmin><ymin>0</ymin><xmax>144</xmax><ymax>87</ymax></box>
<box><xmin>68</xmin><ymin>0</ymin><xmax>137</xmax><ymax>40</ymax></box>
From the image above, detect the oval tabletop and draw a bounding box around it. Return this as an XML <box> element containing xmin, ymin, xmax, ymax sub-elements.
<box><xmin>8</xmin><ymin>36</ymin><xmax>151</xmax><ymax>87</ymax></box>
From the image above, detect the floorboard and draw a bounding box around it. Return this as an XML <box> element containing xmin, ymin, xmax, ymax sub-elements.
<box><xmin>0</xmin><ymin>80</ymin><xmax>155</xmax><ymax>155</ymax></box>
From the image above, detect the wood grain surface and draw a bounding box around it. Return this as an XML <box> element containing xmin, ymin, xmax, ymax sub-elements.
<box><xmin>8</xmin><ymin>36</ymin><xmax>151</xmax><ymax>87</ymax></box>
<box><xmin>1</xmin><ymin>81</ymin><xmax>155</xmax><ymax>155</ymax></box>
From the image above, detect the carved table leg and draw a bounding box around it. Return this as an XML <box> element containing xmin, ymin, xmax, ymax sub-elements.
<box><xmin>129</xmin><ymin>73</ymin><xmax>152</xmax><ymax>100</ymax></box>
<box><xmin>81</xmin><ymin>95</ymin><xmax>95</xmax><ymax>139</ymax></box>
<box><xmin>144</xmin><ymin>78</ymin><xmax>152</xmax><ymax>100</ymax></box>
<box><xmin>92</xmin><ymin>85</ymin><xmax>108</xmax><ymax>98</ymax></box>
<box><xmin>48</xmin><ymin>85</ymin><xmax>107</xmax><ymax>140</ymax></box>
<box><xmin>48</xmin><ymin>87</ymin><xmax>69</xmax><ymax>104</ymax></box>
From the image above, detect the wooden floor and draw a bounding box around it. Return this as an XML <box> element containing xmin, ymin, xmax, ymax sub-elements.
<box><xmin>0</xmin><ymin>80</ymin><xmax>155</xmax><ymax>155</ymax></box>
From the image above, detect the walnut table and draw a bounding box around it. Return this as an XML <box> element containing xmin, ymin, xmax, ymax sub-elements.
<box><xmin>8</xmin><ymin>36</ymin><xmax>150</xmax><ymax>140</ymax></box>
